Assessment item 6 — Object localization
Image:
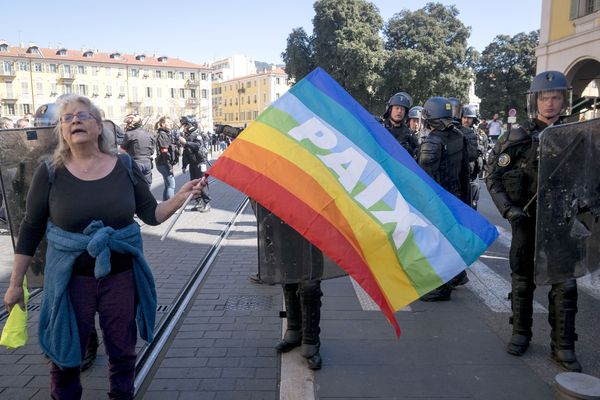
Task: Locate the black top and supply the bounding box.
[16,158,160,275]
[122,127,155,161]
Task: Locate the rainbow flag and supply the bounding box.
[209,68,498,335]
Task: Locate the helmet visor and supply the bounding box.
[527,88,572,120]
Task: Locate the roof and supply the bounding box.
[0,43,209,70]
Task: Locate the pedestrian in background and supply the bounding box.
[121,114,155,187]
[2,94,202,399]
[155,116,177,201]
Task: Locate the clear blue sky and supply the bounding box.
[3,0,541,65]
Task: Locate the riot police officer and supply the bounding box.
[382,92,418,158]
[120,114,155,186]
[460,105,482,209]
[486,71,581,372]
[418,97,470,301]
[179,116,211,211]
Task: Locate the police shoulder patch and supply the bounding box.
[497,153,511,167]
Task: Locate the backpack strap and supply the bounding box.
[117,153,137,186]
[44,159,56,185]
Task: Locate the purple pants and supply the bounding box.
[50,270,137,400]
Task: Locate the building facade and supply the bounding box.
[212,67,290,128]
[537,0,600,111]
[0,41,213,130]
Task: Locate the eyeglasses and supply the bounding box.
[60,111,96,123]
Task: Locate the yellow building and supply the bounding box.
[0,41,213,129]
[212,67,290,128]
[537,0,600,105]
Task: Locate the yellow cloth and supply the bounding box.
[0,277,29,349]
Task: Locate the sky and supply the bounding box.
[2,0,541,65]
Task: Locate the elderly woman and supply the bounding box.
[3,94,202,399]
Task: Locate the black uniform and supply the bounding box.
[121,127,155,186]
[486,118,581,372]
[383,119,418,158]
[181,131,211,208]
[419,124,470,204]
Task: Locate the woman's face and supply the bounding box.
[162,118,173,130]
[60,102,102,149]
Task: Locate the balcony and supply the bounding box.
[1,95,18,104]
[186,98,199,107]
[128,100,142,106]
[58,71,75,82]
[0,66,16,80]
[185,79,199,88]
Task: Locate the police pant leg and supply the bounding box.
[275,283,302,353]
[507,219,536,356]
[299,280,323,370]
[549,279,582,372]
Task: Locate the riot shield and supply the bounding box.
[535,118,600,285]
[0,127,57,288]
[255,203,346,284]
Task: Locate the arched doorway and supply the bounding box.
[566,58,600,120]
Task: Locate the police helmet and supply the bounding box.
[408,106,424,119]
[180,115,198,132]
[461,105,479,123]
[447,97,462,120]
[123,114,143,130]
[526,70,572,119]
[34,103,60,127]
[383,92,413,119]
[423,97,452,120]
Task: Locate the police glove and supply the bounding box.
[505,206,527,223]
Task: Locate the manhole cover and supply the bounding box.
[225,295,272,311]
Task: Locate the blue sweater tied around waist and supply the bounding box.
[40,220,157,368]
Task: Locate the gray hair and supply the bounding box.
[52,94,117,167]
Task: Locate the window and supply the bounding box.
[107,106,114,118]
[201,73,207,80]
[119,86,125,97]
[92,67,98,76]
[50,83,58,95]
[93,85,99,96]
[3,61,13,73]
[131,87,138,101]
[78,65,86,74]
[179,88,186,98]
[157,106,163,115]
[48,64,57,73]
[19,62,28,71]
[64,84,73,94]
[36,82,44,96]
[570,0,600,18]
[155,70,162,78]
[130,68,139,77]
[276,93,280,99]
[253,111,258,119]
[63,64,71,74]
[146,87,152,97]
[201,89,207,99]
[0,44,7,52]
[247,96,251,104]
[105,67,111,76]
[106,85,112,96]
[34,63,42,72]
[168,71,174,79]
[170,88,176,98]
[156,88,162,98]
[22,104,31,114]
[78,84,88,96]
[190,89,196,98]
[276,78,280,85]
[246,81,251,88]
[21,81,29,94]
[190,72,196,80]
[179,72,185,80]
[254,94,257,103]
[6,104,15,115]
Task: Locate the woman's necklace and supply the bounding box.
[77,154,102,174]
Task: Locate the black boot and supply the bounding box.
[275,284,302,353]
[507,274,534,356]
[81,329,99,372]
[420,283,452,302]
[449,271,469,288]
[300,280,323,370]
[549,280,582,372]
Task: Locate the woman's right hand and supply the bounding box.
[3,285,25,314]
